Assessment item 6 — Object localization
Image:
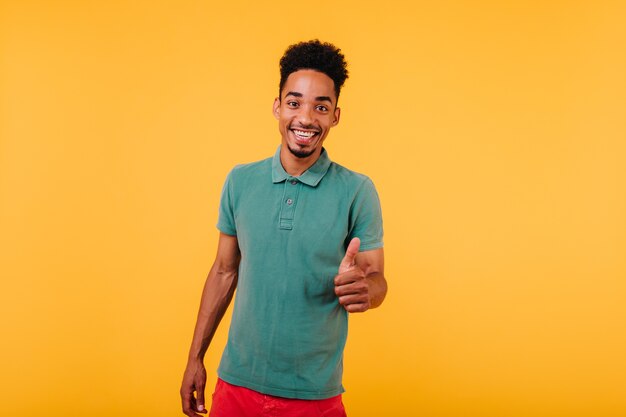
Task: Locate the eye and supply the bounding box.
[316,105,328,112]
[287,101,299,108]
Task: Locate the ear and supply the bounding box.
[273,97,280,120]
[332,107,341,126]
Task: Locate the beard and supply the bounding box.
[287,143,317,159]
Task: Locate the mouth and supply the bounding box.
[290,128,320,145]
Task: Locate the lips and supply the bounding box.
[290,128,320,144]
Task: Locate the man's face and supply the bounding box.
[273,69,341,160]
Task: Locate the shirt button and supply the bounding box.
[286,198,293,205]
[291,180,297,185]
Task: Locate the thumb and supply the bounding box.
[196,383,206,413]
[339,237,360,273]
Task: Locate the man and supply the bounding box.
[181,39,387,417]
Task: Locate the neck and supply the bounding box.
[280,146,322,176]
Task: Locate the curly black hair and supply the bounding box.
[279,39,349,101]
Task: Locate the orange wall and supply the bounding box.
[1,1,625,416]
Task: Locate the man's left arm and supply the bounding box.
[334,237,387,312]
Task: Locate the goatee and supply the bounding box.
[287,144,316,159]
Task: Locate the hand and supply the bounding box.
[180,360,208,416]
[334,237,371,313]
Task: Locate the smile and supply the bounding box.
[292,129,319,140]
[290,128,321,145]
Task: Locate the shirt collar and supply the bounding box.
[271,145,332,187]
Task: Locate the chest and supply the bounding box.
[232,179,352,264]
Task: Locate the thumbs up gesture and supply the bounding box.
[334,237,371,313]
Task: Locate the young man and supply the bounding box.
[180,40,387,417]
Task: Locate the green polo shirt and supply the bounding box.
[216,145,383,399]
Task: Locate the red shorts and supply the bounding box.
[209,378,347,417]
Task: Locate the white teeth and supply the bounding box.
[293,129,316,139]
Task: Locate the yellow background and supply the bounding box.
[1,1,625,416]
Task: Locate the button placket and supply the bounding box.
[279,178,301,230]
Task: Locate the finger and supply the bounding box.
[335,285,354,297]
[196,382,206,413]
[345,302,370,313]
[182,391,201,417]
[338,293,369,306]
[335,282,364,296]
[334,268,366,287]
[338,237,360,273]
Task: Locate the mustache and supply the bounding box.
[289,123,321,132]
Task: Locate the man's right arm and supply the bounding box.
[180,232,240,417]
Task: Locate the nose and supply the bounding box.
[297,105,315,127]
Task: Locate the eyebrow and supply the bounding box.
[284,91,333,104]
[315,96,333,104]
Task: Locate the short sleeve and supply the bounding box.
[348,178,383,251]
[216,171,237,236]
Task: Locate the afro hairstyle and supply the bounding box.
[278,39,349,101]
